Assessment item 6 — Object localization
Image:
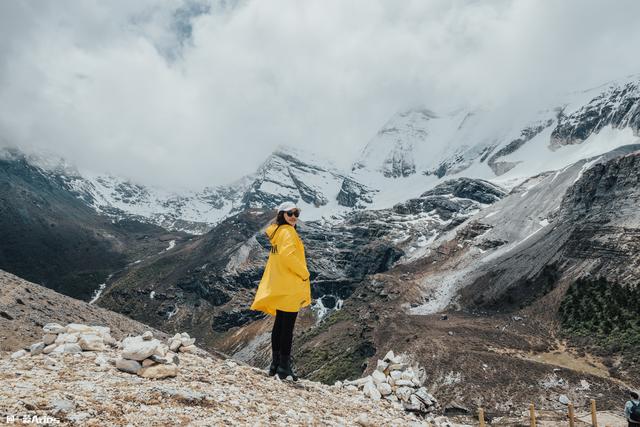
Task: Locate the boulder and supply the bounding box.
[91,326,111,338]
[30,342,45,356]
[178,345,196,354]
[150,354,179,365]
[138,363,178,379]
[116,358,142,374]
[362,381,376,398]
[43,344,58,354]
[43,334,57,345]
[376,359,389,372]
[169,339,182,352]
[559,395,570,405]
[122,336,162,361]
[389,370,403,381]
[11,349,27,359]
[55,333,79,344]
[383,350,395,362]
[78,334,105,351]
[43,323,66,334]
[63,343,82,354]
[396,386,414,403]
[142,359,156,367]
[371,370,386,384]
[66,323,93,334]
[180,337,196,347]
[377,382,392,396]
[394,379,414,387]
[142,331,153,341]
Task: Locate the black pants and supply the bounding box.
[271,309,298,358]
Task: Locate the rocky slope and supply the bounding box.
[0,270,169,352]
[0,151,187,300]
[0,271,453,427]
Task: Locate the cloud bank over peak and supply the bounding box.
[1,0,639,190]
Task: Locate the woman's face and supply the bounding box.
[284,209,299,226]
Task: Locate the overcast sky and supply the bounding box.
[1,0,639,190]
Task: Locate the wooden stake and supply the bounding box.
[530,403,536,427]
[568,402,575,427]
[478,408,486,427]
[590,399,598,427]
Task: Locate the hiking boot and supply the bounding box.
[268,352,279,377]
[276,354,298,381]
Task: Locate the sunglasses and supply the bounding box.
[285,210,300,218]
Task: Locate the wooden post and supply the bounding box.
[478,408,486,427]
[590,399,598,427]
[568,402,575,427]
[529,403,536,427]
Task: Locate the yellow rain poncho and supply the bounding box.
[251,223,311,316]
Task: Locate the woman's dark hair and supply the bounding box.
[632,391,640,400]
[269,211,297,240]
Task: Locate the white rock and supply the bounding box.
[181,337,196,347]
[385,394,399,402]
[116,358,142,374]
[43,334,57,345]
[91,326,111,337]
[78,334,105,351]
[11,349,27,359]
[122,336,162,361]
[414,387,435,406]
[559,395,570,405]
[348,376,372,388]
[334,381,343,388]
[103,335,117,347]
[376,359,389,372]
[55,333,79,344]
[345,385,358,392]
[377,382,392,396]
[180,332,190,339]
[362,381,376,398]
[369,387,381,401]
[43,323,65,334]
[138,363,178,379]
[171,333,181,341]
[63,343,82,354]
[383,350,395,362]
[401,369,415,381]
[30,342,45,356]
[169,339,182,352]
[390,370,403,380]
[395,386,414,403]
[43,344,58,354]
[179,345,196,354]
[142,331,153,341]
[388,377,395,387]
[371,370,386,384]
[66,323,93,334]
[94,355,108,366]
[154,344,168,357]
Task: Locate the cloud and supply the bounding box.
[0,0,639,189]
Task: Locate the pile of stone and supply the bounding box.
[10,322,117,358]
[167,332,197,354]
[116,331,184,379]
[337,350,438,415]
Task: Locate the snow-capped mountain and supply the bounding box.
[340,74,640,209]
[3,75,639,235]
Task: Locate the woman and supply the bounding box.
[251,201,311,381]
